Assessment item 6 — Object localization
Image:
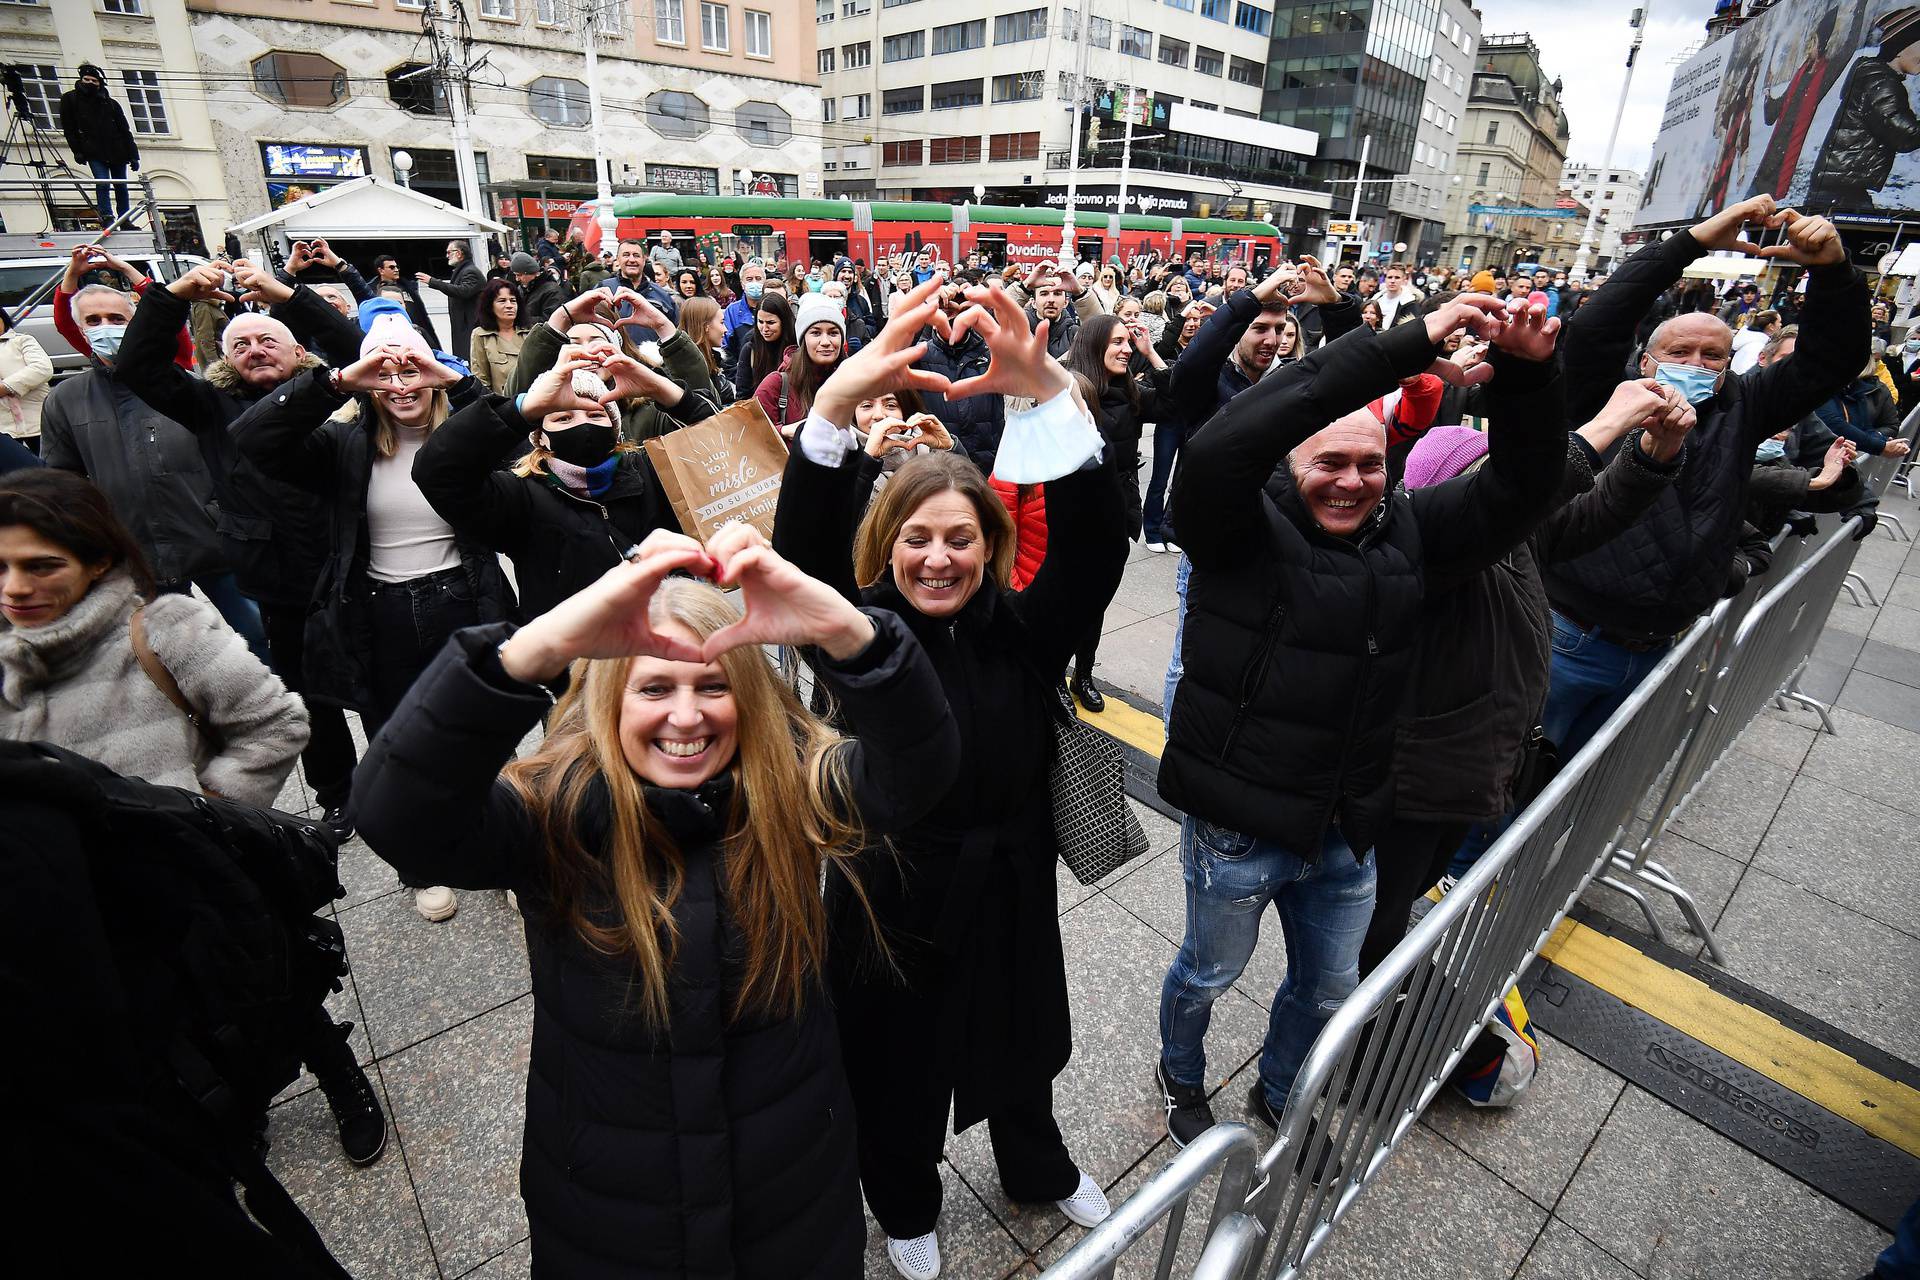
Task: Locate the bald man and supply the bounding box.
[1152,292,1565,1156]
[1542,194,1869,753]
[119,258,366,836]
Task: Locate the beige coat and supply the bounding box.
[470,326,526,396]
[0,329,54,438]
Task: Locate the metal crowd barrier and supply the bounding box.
[1046,505,1887,1279]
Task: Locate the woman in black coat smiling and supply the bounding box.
[350,526,959,1279]
[772,278,1129,1280]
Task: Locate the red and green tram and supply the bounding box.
[566,193,1283,271]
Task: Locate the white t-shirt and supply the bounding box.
[365,427,459,583]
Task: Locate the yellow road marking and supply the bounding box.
[1079,696,1167,759]
[1540,919,1920,1157]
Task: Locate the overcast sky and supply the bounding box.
[1468,0,1720,175]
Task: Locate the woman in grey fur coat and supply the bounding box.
[0,470,308,808]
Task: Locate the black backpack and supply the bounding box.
[0,742,350,1273]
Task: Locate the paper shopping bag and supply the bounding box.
[642,399,789,541]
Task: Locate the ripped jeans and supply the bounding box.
[1159,817,1376,1111]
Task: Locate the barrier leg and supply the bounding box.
[1844,572,1878,607]
[1782,689,1837,735]
[1599,855,1676,950]
[1637,857,1729,964]
[1876,512,1909,542]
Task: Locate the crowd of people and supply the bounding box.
[4,190,1915,1279]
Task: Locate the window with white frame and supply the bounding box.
[528,76,590,126]
[1119,24,1151,58]
[842,0,869,16]
[745,9,771,56]
[841,93,870,119]
[11,64,57,128]
[536,0,559,21]
[816,0,832,20]
[818,47,834,73]
[700,2,729,49]
[842,40,871,67]
[656,0,685,42]
[120,70,169,134]
[101,0,146,13]
[822,98,836,122]
[479,0,514,18]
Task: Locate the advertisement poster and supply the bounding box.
[1638,1,1920,224]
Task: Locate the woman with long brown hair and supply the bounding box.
[732,292,794,403]
[677,294,725,377]
[350,525,959,1280]
[756,293,846,433]
[773,278,1128,1280]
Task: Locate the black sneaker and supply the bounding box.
[321,803,353,843]
[317,1061,388,1165]
[1070,674,1106,713]
[1155,1061,1216,1147]
[1246,1083,1341,1185]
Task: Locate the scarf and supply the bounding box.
[544,454,621,499]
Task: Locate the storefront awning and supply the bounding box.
[226,176,508,241]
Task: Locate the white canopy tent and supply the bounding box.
[226,176,508,263]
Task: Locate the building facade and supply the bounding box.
[0,0,230,255]
[1559,162,1643,273]
[1401,0,1478,265]
[1260,0,1463,266]
[1440,33,1571,271]
[188,0,817,249]
[815,0,1331,247]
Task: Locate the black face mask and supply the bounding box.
[544,421,618,466]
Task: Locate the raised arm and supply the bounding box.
[1735,208,1871,441]
[118,264,229,426]
[147,593,311,808]
[412,393,542,557]
[1536,381,1692,565]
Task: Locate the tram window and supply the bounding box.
[808,232,850,266]
[1076,236,1104,264]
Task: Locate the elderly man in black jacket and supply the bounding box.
[418,240,486,362]
[120,259,366,836]
[1541,195,1868,755]
[1151,293,1565,1151]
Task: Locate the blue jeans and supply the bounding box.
[1540,610,1672,756]
[1142,420,1183,543]
[1163,552,1191,714]
[1159,817,1377,1109]
[1447,610,1671,879]
[1881,1197,1919,1279]
[89,160,130,224]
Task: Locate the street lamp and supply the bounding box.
[973,183,985,205]
[392,149,414,190]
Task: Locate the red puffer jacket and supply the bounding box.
[991,475,1048,591]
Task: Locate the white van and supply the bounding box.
[0,234,210,375]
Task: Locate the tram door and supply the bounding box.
[807,232,849,268]
[975,232,1008,269]
[1076,235,1105,265]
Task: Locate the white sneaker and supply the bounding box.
[414,885,458,922]
[1056,1169,1111,1228]
[1145,540,1169,553]
[886,1231,941,1280]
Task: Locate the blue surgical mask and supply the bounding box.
[1754,439,1785,464]
[744,279,763,300]
[85,322,127,362]
[1904,337,1920,353]
[1652,361,1720,405]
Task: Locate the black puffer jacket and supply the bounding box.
[349,613,959,1280]
[412,393,677,618]
[1160,322,1564,858]
[116,282,360,608]
[58,72,137,166]
[1807,56,1920,206]
[1549,229,1869,640]
[230,370,515,710]
[917,329,1004,467]
[1088,369,1166,540]
[1394,432,1682,824]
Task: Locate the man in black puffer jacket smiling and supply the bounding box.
[1150,293,1565,1154]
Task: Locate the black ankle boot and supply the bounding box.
[310,1021,386,1166]
[1070,673,1105,713]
